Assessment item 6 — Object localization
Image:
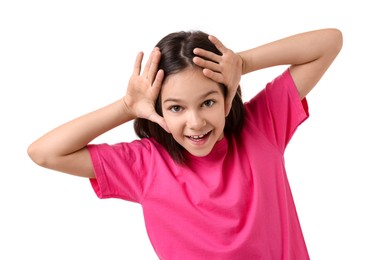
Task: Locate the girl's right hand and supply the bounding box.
[123,48,169,132]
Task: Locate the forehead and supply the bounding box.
[161,69,223,100]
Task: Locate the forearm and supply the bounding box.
[239,28,342,74]
[28,98,134,165]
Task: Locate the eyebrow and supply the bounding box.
[163,90,220,104]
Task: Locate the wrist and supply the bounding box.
[120,96,136,121]
[237,52,248,75]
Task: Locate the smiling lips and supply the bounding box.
[186,131,211,143]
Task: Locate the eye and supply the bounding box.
[202,99,215,108]
[168,105,183,113]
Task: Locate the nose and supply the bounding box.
[186,110,206,130]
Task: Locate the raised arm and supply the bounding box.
[239,28,343,99]
[193,28,342,103]
[27,48,166,178]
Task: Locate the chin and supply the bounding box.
[189,150,212,157]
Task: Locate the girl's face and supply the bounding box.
[161,69,226,157]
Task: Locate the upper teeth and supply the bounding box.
[188,131,209,139]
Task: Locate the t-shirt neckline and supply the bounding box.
[184,136,228,163]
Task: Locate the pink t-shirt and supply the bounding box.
[88,68,310,259]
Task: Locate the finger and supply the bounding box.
[193,48,221,63]
[193,56,220,72]
[208,35,228,54]
[224,102,233,117]
[202,68,224,84]
[151,69,164,93]
[147,48,161,81]
[224,94,235,117]
[142,48,158,78]
[132,52,144,76]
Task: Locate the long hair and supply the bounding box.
[134,30,245,164]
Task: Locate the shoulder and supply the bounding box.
[88,137,168,162]
[241,68,309,151]
[244,68,299,110]
[266,68,296,94]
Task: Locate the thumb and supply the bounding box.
[224,93,235,117]
[148,113,170,133]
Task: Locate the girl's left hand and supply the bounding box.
[193,35,242,115]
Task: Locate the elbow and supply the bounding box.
[329,28,343,55]
[317,28,343,63]
[27,142,49,168]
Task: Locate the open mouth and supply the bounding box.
[185,131,211,142]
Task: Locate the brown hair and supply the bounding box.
[134,30,245,163]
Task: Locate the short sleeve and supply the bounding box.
[87,140,154,203]
[245,68,309,152]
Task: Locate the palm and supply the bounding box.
[127,74,155,115]
[124,49,169,132]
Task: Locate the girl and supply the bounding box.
[28,28,343,259]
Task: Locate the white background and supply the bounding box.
[1,0,389,259]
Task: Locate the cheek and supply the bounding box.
[217,117,226,131]
[211,107,227,127]
[164,114,182,134]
